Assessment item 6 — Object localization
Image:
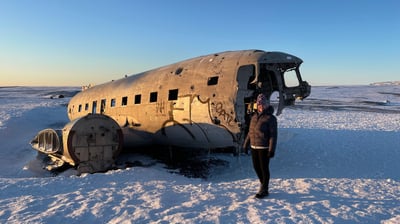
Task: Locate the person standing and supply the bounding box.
[243,93,277,198]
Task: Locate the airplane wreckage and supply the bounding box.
[31,50,311,173]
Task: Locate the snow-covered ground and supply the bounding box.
[0,85,399,223]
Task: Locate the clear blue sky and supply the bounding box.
[1,0,399,86]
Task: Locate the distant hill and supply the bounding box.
[370,81,400,86]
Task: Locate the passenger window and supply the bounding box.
[100,99,106,114]
[92,101,97,114]
[207,76,219,86]
[78,104,82,112]
[111,99,116,107]
[85,103,89,111]
[134,94,141,104]
[168,89,178,101]
[121,96,128,106]
[150,92,158,103]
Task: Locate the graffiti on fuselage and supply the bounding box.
[159,94,197,138]
[158,93,237,138]
[212,101,235,126]
[155,100,167,115]
[167,94,197,123]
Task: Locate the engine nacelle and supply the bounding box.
[31,114,123,173]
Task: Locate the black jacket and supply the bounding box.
[243,106,277,154]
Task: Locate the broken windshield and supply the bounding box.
[283,68,300,87]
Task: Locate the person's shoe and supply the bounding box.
[255,190,269,199]
[257,186,266,194]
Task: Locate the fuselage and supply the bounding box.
[67,50,310,150]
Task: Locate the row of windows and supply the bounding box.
[73,75,220,114]
[76,89,179,113]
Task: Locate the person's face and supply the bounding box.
[257,104,264,113]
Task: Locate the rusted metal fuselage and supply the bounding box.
[31,50,310,173]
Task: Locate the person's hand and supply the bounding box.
[241,145,249,155]
[268,150,274,158]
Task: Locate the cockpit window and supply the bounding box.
[283,68,300,87]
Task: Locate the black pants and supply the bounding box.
[251,148,270,192]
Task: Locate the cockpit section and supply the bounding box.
[238,58,310,146]
[245,62,310,116]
